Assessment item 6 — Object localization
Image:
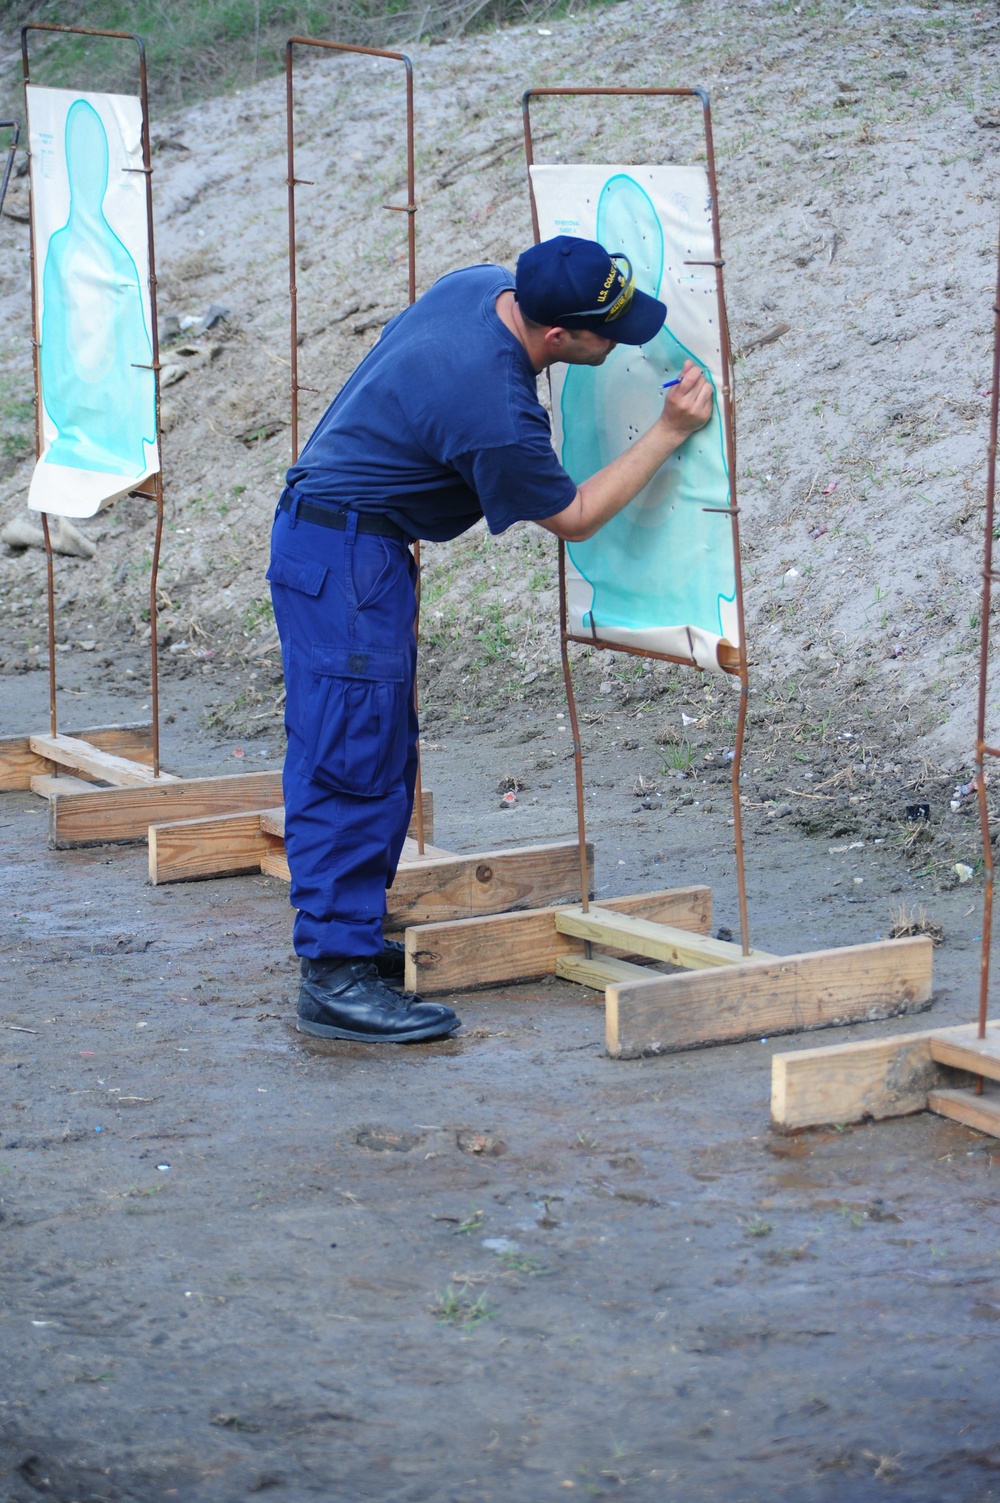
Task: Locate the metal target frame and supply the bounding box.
[21,23,167,775]
[973,222,1000,1061]
[284,36,427,852]
[522,85,752,952]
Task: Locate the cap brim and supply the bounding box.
[599,288,667,346]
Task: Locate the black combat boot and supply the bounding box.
[297,957,460,1043]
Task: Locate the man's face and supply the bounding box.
[558,328,617,366]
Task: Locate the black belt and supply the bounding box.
[278,490,407,542]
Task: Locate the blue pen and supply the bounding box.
[660,377,681,390]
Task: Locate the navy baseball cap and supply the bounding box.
[515,235,666,346]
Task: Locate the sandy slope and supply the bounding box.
[0,0,998,774]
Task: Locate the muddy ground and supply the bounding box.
[3,654,1000,1503]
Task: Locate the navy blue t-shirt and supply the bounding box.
[285,265,578,542]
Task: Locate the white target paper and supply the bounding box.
[531,163,739,671]
[27,85,158,518]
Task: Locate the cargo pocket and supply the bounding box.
[305,644,409,798]
[265,551,328,598]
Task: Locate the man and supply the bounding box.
[268,235,713,1044]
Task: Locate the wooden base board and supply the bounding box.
[404,886,713,994]
[384,840,594,929]
[403,893,931,1064]
[30,773,96,798]
[556,953,660,989]
[149,796,590,930]
[49,770,285,848]
[771,1018,1000,1131]
[554,904,775,971]
[928,1028,1000,1082]
[28,732,179,787]
[149,792,435,884]
[235,830,593,928]
[928,1085,1000,1137]
[606,935,933,1058]
[0,722,157,791]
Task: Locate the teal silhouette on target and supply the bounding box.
[560,173,734,639]
[39,98,155,476]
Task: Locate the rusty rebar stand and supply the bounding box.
[3,28,291,854]
[522,85,751,951]
[382,85,941,1061]
[18,24,166,771]
[284,36,427,851]
[973,222,1000,1056]
[0,119,19,214]
[772,216,1000,1132]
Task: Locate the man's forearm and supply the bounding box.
[538,359,714,544]
[547,418,692,542]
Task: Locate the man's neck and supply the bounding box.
[495,290,549,372]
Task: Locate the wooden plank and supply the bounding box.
[928,1086,1000,1138]
[259,790,435,845]
[387,840,592,928]
[263,838,593,927]
[260,837,290,881]
[554,904,774,970]
[30,773,98,797]
[771,1017,1000,1132]
[152,809,451,886]
[149,810,270,884]
[0,722,154,791]
[29,733,178,788]
[608,936,933,1060]
[48,770,284,847]
[257,807,284,837]
[396,837,454,863]
[404,886,713,994]
[150,791,439,885]
[929,1026,1000,1084]
[556,953,658,989]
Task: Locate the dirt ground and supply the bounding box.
[2,650,1000,1502]
[4,0,1000,1497]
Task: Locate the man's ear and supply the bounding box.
[542,325,571,354]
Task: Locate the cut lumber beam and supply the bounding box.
[608,936,933,1059]
[404,887,712,994]
[928,1086,1000,1138]
[150,809,272,884]
[771,1017,1000,1131]
[387,840,592,928]
[0,722,155,791]
[259,789,434,845]
[152,792,439,885]
[263,838,593,927]
[554,904,774,970]
[28,733,178,788]
[260,838,291,881]
[47,770,283,847]
[555,953,658,989]
[928,1027,1000,1083]
[30,773,97,797]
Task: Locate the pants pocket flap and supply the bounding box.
[266,552,328,596]
[311,645,408,682]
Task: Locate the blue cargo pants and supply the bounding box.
[267,501,418,961]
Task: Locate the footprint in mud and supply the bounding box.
[353,1125,423,1152]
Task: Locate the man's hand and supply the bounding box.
[540,358,718,543]
[661,359,714,438]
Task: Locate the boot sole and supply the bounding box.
[296,1016,459,1043]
